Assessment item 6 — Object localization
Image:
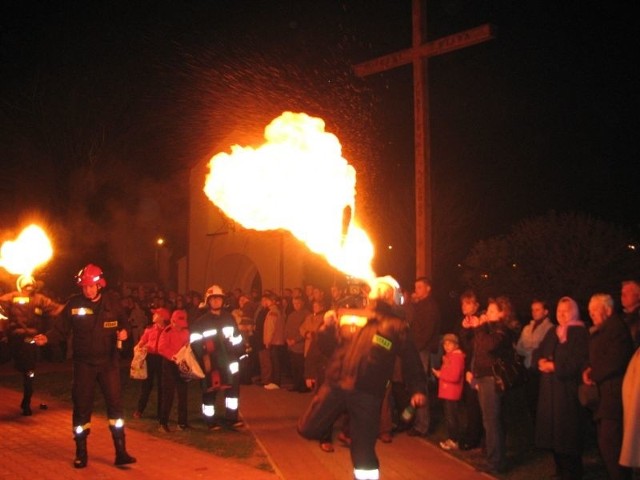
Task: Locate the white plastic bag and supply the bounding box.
[173,344,205,380]
[130,346,148,380]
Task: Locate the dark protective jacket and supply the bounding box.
[321,311,427,398]
[587,314,634,421]
[47,290,125,365]
[190,309,245,391]
[0,291,63,338]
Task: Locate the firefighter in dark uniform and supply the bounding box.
[0,274,63,415]
[190,284,246,430]
[297,276,427,480]
[35,264,135,469]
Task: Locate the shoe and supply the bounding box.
[132,411,142,419]
[207,423,222,431]
[229,420,244,428]
[319,442,335,453]
[407,428,427,438]
[337,432,351,446]
[439,439,459,450]
[158,424,171,433]
[264,383,280,390]
[177,424,191,431]
[378,432,393,443]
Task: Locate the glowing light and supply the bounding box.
[0,224,53,276]
[203,112,375,282]
[156,237,165,246]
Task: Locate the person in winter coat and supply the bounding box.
[157,309,190,432]
[582,294,634,480]
[133,307,170,419]
[433,333,465,451]
[533,296,589,480]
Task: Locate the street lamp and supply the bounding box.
[155,237,165,282]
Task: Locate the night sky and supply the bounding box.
[0,0,638,295]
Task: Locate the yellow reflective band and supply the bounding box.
[103,321,118,328]
[74,423,91,434]
[203,329,217,338]
[13,296,30,304]
[108,418,125,427]
[229,361,239,374]
[190,332,203,343]
[372,334,392,351]
[230,334,243,346]
[225,397,239,410]
[72,307,94,316]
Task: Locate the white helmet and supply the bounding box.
[204,284,225,303]
[368,275,403,306]
[16,275,36,293]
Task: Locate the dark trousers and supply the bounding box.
[597,418,632,480]
[268,345,287,386]
[202,373,240,424]
[136,353,162,417]
[159,358,188,426]
[553,452,583,480]
[288,350,305,391]
[298,384,382,471]
[72,359,123,427]
[462,381,484,446]
[443,399,462,442]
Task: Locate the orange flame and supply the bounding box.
[203,112,375,281]
[0,224,53,276]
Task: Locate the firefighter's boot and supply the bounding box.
[20,371,34,416]
[110,425,136,466]
[73,429,89,468]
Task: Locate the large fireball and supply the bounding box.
[203,112,375,281]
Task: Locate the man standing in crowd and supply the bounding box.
[620,279,640,348]
[0,275,63,415]
[36,264,135,468]
[407,276,441,437]
[190,285,245,430]
[516,299,554,419]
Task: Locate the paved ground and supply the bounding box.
[0,361,494,480]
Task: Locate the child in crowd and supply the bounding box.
[432,333,465,451]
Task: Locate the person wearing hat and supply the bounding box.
[36,264,135,468]
[0,274,63,415]
[297,276,427,480]
[190,284,246,430]
[157,309,191,432]
[132,307,170,420]
[432,333,465,451]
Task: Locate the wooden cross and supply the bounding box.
[354,0,494,278]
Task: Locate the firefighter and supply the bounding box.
[297,276,427,480]
[35,264,135,468]
[190,284,246,430]
[0,274,63,415]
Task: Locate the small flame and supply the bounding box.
[203,112,375,281]
[0,224,53,276]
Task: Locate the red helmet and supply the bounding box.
[76,264,107,288]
